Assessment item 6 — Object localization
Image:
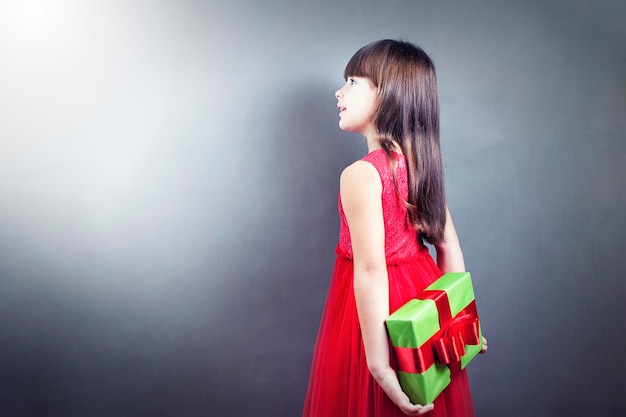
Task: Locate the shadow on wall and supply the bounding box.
[199,81,367,416]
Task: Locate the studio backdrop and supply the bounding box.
[0,1,624,416]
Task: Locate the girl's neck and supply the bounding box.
[365,133,402,155]
[366,135,381,153]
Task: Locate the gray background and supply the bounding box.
[1,0,624,416]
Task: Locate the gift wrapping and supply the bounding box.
[385,272,483,405]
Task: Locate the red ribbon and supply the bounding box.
[393,289,480,375]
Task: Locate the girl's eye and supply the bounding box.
[349,78,357,85]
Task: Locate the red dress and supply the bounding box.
[303,149,475,417]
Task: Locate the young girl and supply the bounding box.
[302,40,486,417]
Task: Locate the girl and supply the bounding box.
[302,40,486,417]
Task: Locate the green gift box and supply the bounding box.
[385,272,483,405]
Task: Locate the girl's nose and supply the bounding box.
[335,88,342,99]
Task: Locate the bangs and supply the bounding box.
[343,42,388,85]
[343,51,371,79]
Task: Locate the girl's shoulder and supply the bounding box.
[341,159,379,183]
[340,159,382,195]
[361,148,403,180]
[340,149,400,192]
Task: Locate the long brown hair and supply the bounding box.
[344,39,446,244]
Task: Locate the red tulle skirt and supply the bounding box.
[303,249,475,417]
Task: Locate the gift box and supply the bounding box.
[385,272,482,405]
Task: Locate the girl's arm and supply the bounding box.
[340,161,434,416]
[435,206,466,273]
[435,207,488,353]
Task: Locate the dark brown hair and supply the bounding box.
[344,39,446,244]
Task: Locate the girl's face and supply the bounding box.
[335,76,378,136]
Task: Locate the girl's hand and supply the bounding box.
[395,396,434,416]
[372,366,434,415]
[480,336,488,353]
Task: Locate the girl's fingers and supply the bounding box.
[480,336,488,353]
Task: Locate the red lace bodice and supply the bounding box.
[336,149,426,264]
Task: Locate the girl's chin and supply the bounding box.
[338,121,359,133]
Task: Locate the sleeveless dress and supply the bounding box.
[302,149,475,417]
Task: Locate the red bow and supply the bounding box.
[392,289,480,374]
[433,311,480,364]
